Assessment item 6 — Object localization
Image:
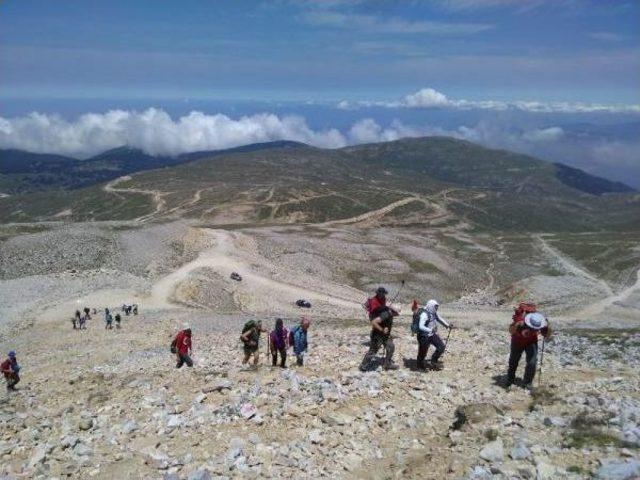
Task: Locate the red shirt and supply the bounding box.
[1,358,12,377]
[174,331,192,355]
[365,295,386,319]
[510,311,548,347]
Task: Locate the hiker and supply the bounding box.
[360,307,399,371]
[269,318,289,368]
[133,304,138,315]
[415,299,453,371]
[1,351,20,391]
[73,310,81,329]
[83,307,91,319]
[172,326,193,368]
[115,313,122,329]
[105,308,113,330]
[240,320,266,366]
[290,317,310,366]
[506,303,551,389]
[71,315,77,330]
[78,313,87,330]
[364,287,388,320]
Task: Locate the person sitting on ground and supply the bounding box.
[416,299,453,371]
[506,303,551,389]
[1,351,20,391]
[105,308,113,330]
[115,313,122,329]
[360,306,399,371]
[364,286,388,320]
[241,320,266,367]
[269,318,289,368]
[291,317,311,366]
[173,326,193,368]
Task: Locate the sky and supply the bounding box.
[1,0,639,185]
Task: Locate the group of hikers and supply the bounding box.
[167,285,550,391]
[2,286,550,393]
[170,317,311,370]
[71,304,139,331]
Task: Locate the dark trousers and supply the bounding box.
[507,342,538,384]
[272,348,287,368]
[360,333,395,370]
[5,373,19,390]
[176,353,193,368]
[417,333,445,368]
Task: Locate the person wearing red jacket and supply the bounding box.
[364,287,388,320]
[173,327,193,368]
[506,303,551,389]
[1,351,20,391]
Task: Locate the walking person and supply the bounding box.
[241,320,266,367]
[172,326,193,368]
[360,307,399,371]
[269,318,289,368]
[78,313,87,330]
[1,351,20,391]
[290,317,311,366]
[506,303,551,389]
[83,307,91,320]
[415,299,453,371]
[104,308,113,330]
[114,313,122,329]
[364,287,388,320]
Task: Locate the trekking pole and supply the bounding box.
[442,327,453,357]
[538,339,545,387]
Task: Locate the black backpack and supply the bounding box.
[411,307,425,334]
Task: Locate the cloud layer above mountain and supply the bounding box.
[338,87,640,113]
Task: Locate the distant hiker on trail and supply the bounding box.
[506,302,551,389]
[115,313,122,329]
[83,307,91,319]
[360,306,399,371]
[1,351,20,391]
[172,326,193,368]
[364,287,388,320]
[105,308,113,330]
[241,320,266,367]
[290,317,310,366]
[133,304,139,315]
[413,299,453,371]
[73,310,81,329]
[269,318,289,368]
[78,314,87,330]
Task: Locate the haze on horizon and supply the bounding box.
[1,0,639,186]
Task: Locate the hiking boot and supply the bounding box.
[429,361,444,371]
[383,362,399,371]
[522,383,534,392]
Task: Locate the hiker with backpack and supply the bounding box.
[360,306,400,371]
[172,326,193,368]
[83,307,91,319]
[364,287,388,320]
[115,313,122,329]
[241,320,266,367]
[290,317,311,366]
[104,308,113,330]
[412,299,453,371]
[269,318,289,368]
[1,351,20,391]
[506,302,551,389]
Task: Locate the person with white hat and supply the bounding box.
[415,299,453,371]
[506,303,551,389]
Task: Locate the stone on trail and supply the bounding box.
[240,403,257,419]
[596,459,640,480]
[454,403,502,429]
[73,442,93,457]
[187,468,212,480]
[479,438,504,462]
[202,378,232,393]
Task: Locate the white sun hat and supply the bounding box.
[524,312,548,330]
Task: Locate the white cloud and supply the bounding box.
[0,109,349,158]
[522,127,565,142]
[342,87,640,114]
[299,11,492,35]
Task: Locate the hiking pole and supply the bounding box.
[442,327,453,357]
[390,280,406,304]
[538,339,546,387]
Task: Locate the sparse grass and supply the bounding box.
[406,259,441,274]
[564,412,627,449]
